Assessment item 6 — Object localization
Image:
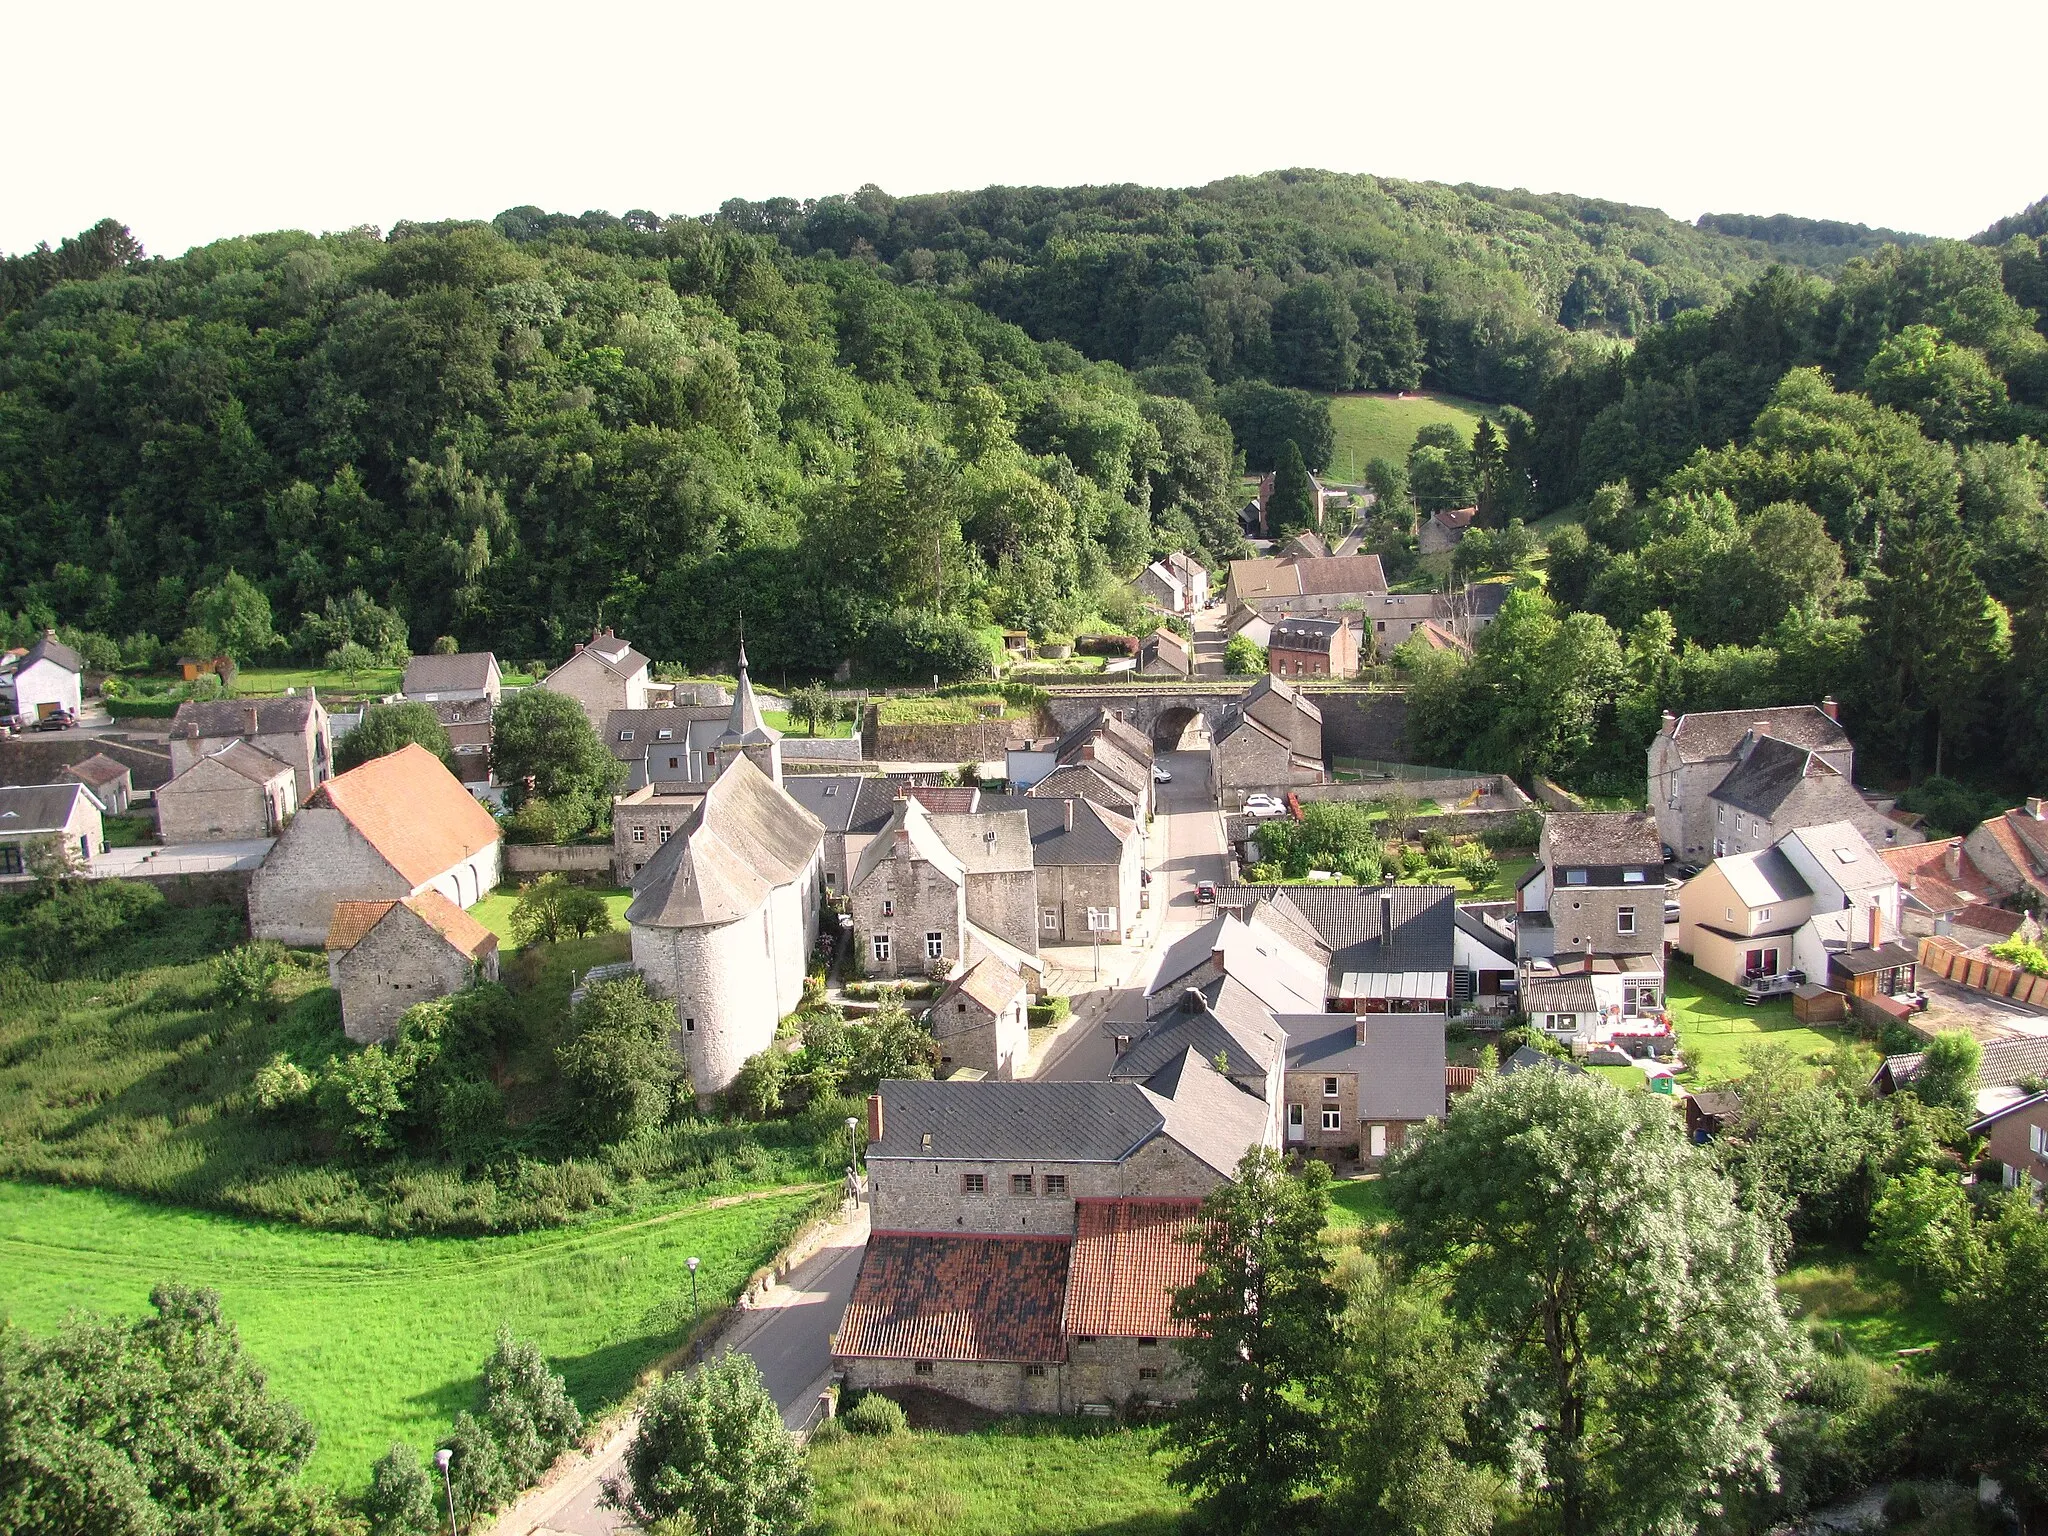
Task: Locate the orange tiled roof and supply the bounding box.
[1880,837,2002,916]
[326,900,399,951]
[310,743,500,888]
[1062,1199,1206,1341]
[399,891,499,958]
[837,1234,1070,1363]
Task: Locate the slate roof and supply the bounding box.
[1781,821,1893,896]
[869,1079,1165,1163]
[1140,629,1192,674]
[850,798,966,896]
[1709,735,1860,819]
[934,956,1028,1018]
[718,644,778,746]
[1028,763,1140,813]
[1465,582,1510,620]
[1281,1012,1448,1119]
[172,696,323,740]
[1147,911,1327,1015]
[565,628,647,679]
[1242,672,1323,724]
[1208,884,1457,981]
[1499,1043,1587,1076]
[1545,811,1662,866]
[0,782,98,834]
[1064,1200,1205,1340]
[1719,846,1813,909]
[1883,1036,2048,1091]
[18,633,84,674]
[628,755,825,928]
[781,775,868,834]
[601,707,729,763]
[305,744,499,887]
[199,740,296,786]
[1666,705,1848,762]
[974,794,1136,867]
[1147,1048,1274,1176]
[836,1234,1070,1363]
[1113,979,1286,1088]
[1270,617,1351,654]
[401,652,497,696]
[61,753,130,789]
[929,810,1034,874]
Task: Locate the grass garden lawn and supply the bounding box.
[762,709,856,738]
[0,1179,822,1491]
[101,813,155,848]
[1326,391,1493,481]
[225,665,539,696]
[470,887,636,951]
[877,695,1031,725]
[1325,1177,1394,1232]
[1778,1244,1947,1362]
[1458,855,1536,902]
[807,1420,1185,1536]
[1664,962,1856,1083]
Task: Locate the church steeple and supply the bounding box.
[724,639,772,743]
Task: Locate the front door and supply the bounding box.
[1287,1104,1305,1143]
[1369,1124,1388,1159]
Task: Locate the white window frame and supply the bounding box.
[1322,1107,1342,1132]
[872,934,891,964]
[1042,910,1059,931]
[1565,869,1589,885]
[1322,1076,1339,1098]
[925,931,945,961]
[1617,905,1636,935]
[631,827,647,843]
[881,898,894,917]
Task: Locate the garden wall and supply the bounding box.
[867,716,1021,765]
[504,844,614,875]
[1309,688,1413,762]
[1917,934,2048,1006]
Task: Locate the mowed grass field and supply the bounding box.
[1664,962,1856,1083]
[0,1179,823,1490]
[1326,391,1494,481]
[808,1420,1186,1536]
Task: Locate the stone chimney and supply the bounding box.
[2028,797,2047,821]
[1354,1015,1368,1046]
[1180,987,1204,1015]
[1820,696,1839,722]
[246,705,260,736]
[865,1092,884,1144]
[1659,710,1676,734]
[1380,888,1393,938]
[1064,799,1075,832]
[1943,842,1962,881]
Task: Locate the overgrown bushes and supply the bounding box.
[1027,996,1071,1030]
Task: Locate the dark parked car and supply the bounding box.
[28,709,77,732]
[1195,881,1216,905]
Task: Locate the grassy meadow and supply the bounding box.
[1326,391,1493,481]
[0,1179,822,1490]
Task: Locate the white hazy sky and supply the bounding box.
[9,0,2045,258]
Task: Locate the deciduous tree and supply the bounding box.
[609,1353,810,1536]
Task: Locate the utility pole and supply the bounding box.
[687,1256,701,1362]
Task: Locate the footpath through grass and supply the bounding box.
[807,1420,1185,1536]
[1326,391,1493,480]
[0,1179,824,1490]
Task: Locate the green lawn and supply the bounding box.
[807,1420,1185,1536]
[101,813,155,848]
[1326,391,1494,482]
[1325,1177,1394,1232]
[0,1179,821,1491]
[1664,962,1855,1084]
[228,665,403,697]
[470,887,635,951]
[763,709,856,739]
[1778,1245,1947,1362]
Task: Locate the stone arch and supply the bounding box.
[1152,705,1202,751]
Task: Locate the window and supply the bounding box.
[1623,870,1646,883]
[657,824,672,843]
[2032,1124,2046,1157]
[1617,906,1636,934]
[961,1173,986,1195]
[631,826,647,843]
[667,757,679,769]
[0,846,22,875]
[1757,906,1772,924]
[1042,910,1059,931]
[1717,805,1725,823]
[1138,1367,1160,1381]
[619,730,635,742]
[1075,1335,1098,1345]
[1138,1336,1159,1347]
[1024,1364,1046,1378]
[872,934,891,964]
[1565,869,1588,885]
[926,931,944,960]
[1322,1076,1339,1098]
[1042,1174,1067,1196]
[881,898,894,917]
[1322,1108,1343,1132]
[825,872,836,890]
[956,1002,968,1014]
[914,1360,934,1376]
[1011,1174,1033,1195]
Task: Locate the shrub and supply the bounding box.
[215,941,286,1008]
[841,1392,908,1437]
[14,877,164,969]
[611,1353,811,1535]
[510,875,614,945]
[730,1048,789,1120]
[847,1004,938,1086]
[1990,934,2048,977]
[252,1052,314,1113]
[335,701,455,773]
[1223,634,1266,675]
[363,1442,441,1536]
[502,795,584,845]
[1027,996,1072,1030]
[318,1045,412,1152]
[556,978,681,1145]
[477,1328,583,1489]
[1482,810,1545,851]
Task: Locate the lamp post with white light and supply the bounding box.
[687,1255,700,1361]
[435,1446,457,1536]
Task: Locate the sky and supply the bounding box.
[8,0,2045,257]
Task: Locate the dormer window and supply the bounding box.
[1622,871,1645,883]
[620,730,634,742]
[1564,870,1588,886]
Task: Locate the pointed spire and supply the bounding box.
[721,637,775,744]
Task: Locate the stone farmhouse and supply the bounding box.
[248,743,502,946]
[1882,837,2010,938]
[1,631,84,723]
[1025,712,1154,822]
[325,892,500,1044]
[626,754,825,1095]
[927,957,1031,1079]
[1701,731,1919,857]
[1136,627,1193,678]
[1131,551,1209,615]
[0,783,104,874]
[1417,505,1477,554]
[1964,797,2048,909]
[1224,553,1388,622]
[1517,811,1667,1046]
[1357,583,1509,653]
[540,627,656,729]
[60,753,132,815]
[1649,703,1858,860]
[850,798,1042,986]
[171,695,332,803]
[155,740,298,842]
[835,1069,1270,1413]
[1214,675,1325,798]
[975,793,1143,945]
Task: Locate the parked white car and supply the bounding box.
[1243,793,1287,817]
[1152,766,1172,784]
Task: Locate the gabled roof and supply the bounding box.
[1114,978,1286,1087]
[304,743,499,888]
[18,632,83,675]
[780,774,868,834]
[173,696,324,740]
[1880,838,2001,917]
[1144,1048,1272,1177]
[195,740,296,786]
[1279,531,1331,560]
[1064,1200,1206,1341]
[1885,1036,2048,1093]
[929,810,1034,875]
[326,890,497,958]
[1464,582,1511,619]
[1665,705,1849,762]
[0,782,98,834]
[974,794,1137,867]
[60,753,129,788]
[1282,1012,1447,1119]
[1148,911,1327,1015]
[1717,846,1812,909]
[1410,620,1473,656]
[1140,628,1192,672]
[1241,672,1323,724]
[627,754,825,928]
[836,1234,1070,1363]
[870,1078,1165,1163]
[1781,821,1892,896]
[1454,904,1517,964]
[850,797,966,895]
[401,652,497,696]
[1500,1042,1588,1076]
[601,707,729,763]
[1545,811,1662,867]
[558,628,647,680]
[1974,805,2048,894]
[935,956,1028,1017]
[1709,735,1857,819]
[1967,1090,2048,1139]
[1429,506,1477,533]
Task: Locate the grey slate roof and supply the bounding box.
[1709,735,1856,819]
[974,794,1136,867]
[718,644,778,746]
[1149,1052,1273,1177]
[18,633,84,675]
[1500,1043,1587,1076]
[626,755,824,929]
[172,696,323,739]
[602,707,729,763]
[203,740,296,785]
[782,775,868,834]
[1113,978,1286,1088]
[1208,884,1457,979]
[1545,811,1663,866]
[871,1078,1165,1162]
[1282,1011,1448,1119]
[930,810,1034,874]
[1781,821,1893,895]
[1668,705,1848,762]
[0,782,97,833]
[1269,616,1349,653]
[401,652,497,695]
[1719,846,1813,907]
[1883,1035,2048,1090]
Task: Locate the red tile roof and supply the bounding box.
[325,900,398,951]
[1062,1199,1206,1341]
[311,743,500,888]
[1881,837,2002,917]
[838,1234,1070,1363]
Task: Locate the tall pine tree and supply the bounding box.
[1265,439,1318,537]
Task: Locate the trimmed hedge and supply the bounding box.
[1027,996,1071,1030]
[106,698,181,718]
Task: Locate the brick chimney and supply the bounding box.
[1355,1016,1368,1046]
[246,705,260,736]
[1868,904,1882,949]
[1820,696,1839,722]
[1659,710,1676,733]
[866,1092,884,1145]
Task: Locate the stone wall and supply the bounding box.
[841,1340,1191,1415]
[1034,860,1137,944]
[868,1136,1223,1237]
[632,916,780,1094]
[965,868,1040,957]
[248,808,411,946]
[853,840,966,981]
[505,843,614,875]
[1310,688,1412,762]
[0,867,253,908]
[929,994,1028,1079]
[336,913,479,1043]
[868,715,1019,765]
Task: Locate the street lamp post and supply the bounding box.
[435,1447,457,1536]
[686,1256,701,1361]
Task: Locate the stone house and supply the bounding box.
[1132,551,1208,615]
[1115,979,1290,1111]
[611,785,706,884]
[1136,627,1192,678]
[324,891,500,1044]
[850,798,1040,983]
[61,753,132,814]
[1516,811,1666,1042]
[155,740,297,843]
[601,647,780,792]
[401,651,501,704]
[1281,1010,1447,1161]
[1703,731,1917,857]
[0,783,104,874]
[248,743,502,946]
[927,957,1030,1079]
[1278,531,1330,560]
[1964,797,2048,909]
[1224,553,1388,622]
[1967,1092,2048,1196]
[171,696,332,803]
[1881,837,2009,938]
[1214,710,1323,795]
[539,627,654,729]
[626,755,825,1095]
[1268,615,1358,680]
[979,793,1143,944]
[1145,904,1328,1018]
[2,631,83,722]
[782,774,870,895]
[836,1069,1269,1413]
[1028,712,1153,822]
[1417,505,1476,554]
[1648,702,1851,860]
[426,697,495,786]
[1358,584,1508,654]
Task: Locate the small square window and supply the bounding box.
[1024,1363,1046,1378]
[1075,1335,1097,1345]
[631,827,647,842]
[684,1017,695,1033]
[1011,1174,1033,1195]
[1042,910,1058,930]
[1042,1174,1066,1195]
[619,729,635,742]
[1138,1367,1160,1381]
[962,1173,985,1194]
[914,1361,934,1377]
[1565,869,1589,885]
[1322,1076,1339,1098]
[957,1002,968,1013]
[1138,1336,1159,1347]
[882,898,894,917]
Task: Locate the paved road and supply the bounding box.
[491,1204,871,1536]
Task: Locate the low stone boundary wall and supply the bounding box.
[868,716,1021,765]
[505,844,614,875]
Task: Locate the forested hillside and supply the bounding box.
[0,217,1244,676]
